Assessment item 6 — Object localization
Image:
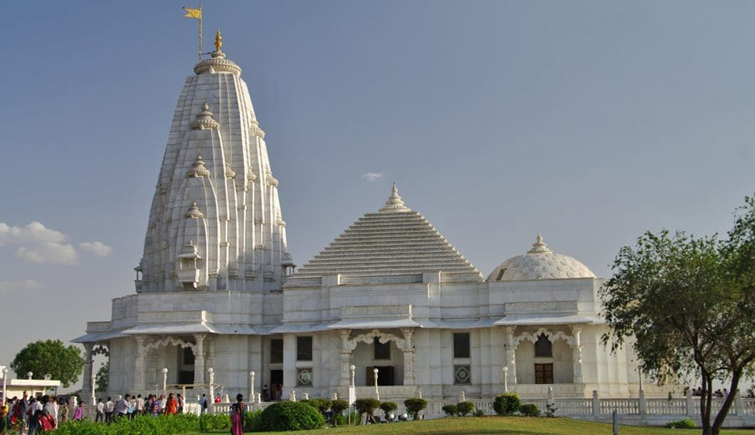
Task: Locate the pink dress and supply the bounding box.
[231,402,245,435]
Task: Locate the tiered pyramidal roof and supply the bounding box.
[288,185,482,282]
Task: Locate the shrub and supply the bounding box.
[380,401,398,416]
[56,414,200,435]
[258,401,325,432]
[404,397,428,421]
[330,399,349,426]
[354,398,380,423]
[199,413,230,431]
[243,409,263,432]
[666,418,696,429]
[493,393,521,416]
[348,411,361,425]
[545,403,558,418]
[301,398,332,415]
[456,401,475,416]
[474,409,485,417]
[519,403,541,417]
[442,404,458,417]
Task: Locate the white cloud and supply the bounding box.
[0,279,43,294]
[16,242,77,265]
[0,221,67,246]
[361,172,383,182]
[79,241,112,257]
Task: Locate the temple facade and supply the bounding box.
[74,41,661,403]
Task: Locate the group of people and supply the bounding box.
[94,392,185,422]
[0,390,247,434]
[0,391,85,434]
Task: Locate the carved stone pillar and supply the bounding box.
[134,336,146,392]
[206,338,215,371]
[570,325,583,384]
[401,328,415,386]
[82,343,94,404]
[504,326,517,385]
[194,334,207,385]
[339,330,352,387]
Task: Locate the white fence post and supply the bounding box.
[686,390,694,417]
[639,389,646,415]
[735,390,744,416]
[592,390,600,417]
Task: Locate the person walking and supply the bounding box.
[115,395,130,420]
[199,394,207,414]
[0,399,8,435]
[164,393,178,415]
[104,397,114,423]
[135,394,144,416]
[230,394,245,435]
[72,402,84,421]
[95,398,104,423]
[60,402,69,424]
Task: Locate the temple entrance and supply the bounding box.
[178,347,195,384]
[367,366,395,386]
[270,370,283,400]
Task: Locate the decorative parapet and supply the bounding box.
[340,304,412,319]
[505,301,578,314]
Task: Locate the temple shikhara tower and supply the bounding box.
[75,31,667,405]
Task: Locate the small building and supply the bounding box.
[0,366,61,399]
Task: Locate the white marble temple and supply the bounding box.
[74,46,666,404]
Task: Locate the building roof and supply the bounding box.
[287,185,482,283]
[487,234,596,282]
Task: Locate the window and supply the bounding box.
[535,363,554,384]
[182,347,195,365]
[453,333,470,358]
[297,336,313,361]
[270,339,283,363]
[534,334,552,358]
[374,338,391,360]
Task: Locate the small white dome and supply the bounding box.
[487,234,596,282]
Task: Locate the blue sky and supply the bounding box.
[1,1,754,385]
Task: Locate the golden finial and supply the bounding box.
[214,28,223,52]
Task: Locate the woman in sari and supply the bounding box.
[73,402,84,421]
[230,394,244,435]
[164,393,178,415]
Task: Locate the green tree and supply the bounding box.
[600,195,755,435]
[95,361,109,392]
[10,339,83,388]
[403,397,428,421]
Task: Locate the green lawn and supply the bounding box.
[193,417,753,435]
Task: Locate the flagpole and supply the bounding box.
[198,2,203,61]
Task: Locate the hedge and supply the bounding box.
[258,401,325,432]
[493,393,521,416]
[56,414,200,435]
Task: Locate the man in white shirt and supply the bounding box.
[135,394,144,416]
[105,397,114,423]
[95,399,105,423]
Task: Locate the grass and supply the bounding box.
[189,416,753,435]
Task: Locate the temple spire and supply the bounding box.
[380,183,411,213]
[528,233,552,254]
